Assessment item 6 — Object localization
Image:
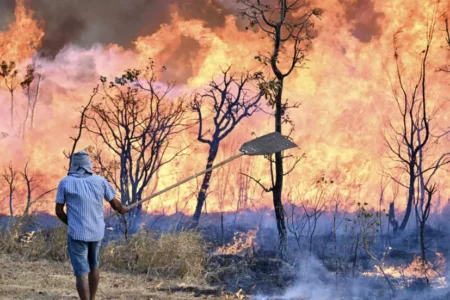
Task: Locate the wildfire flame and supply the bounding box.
[0,0,449,216]
[363,252,448,289]
[0,0,44,62]
[215,228,259,256]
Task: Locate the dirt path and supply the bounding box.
[0,254,230,300]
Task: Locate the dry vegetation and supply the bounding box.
[0,216,67,261]
[0,253,229,299]
[0,219,252,299]
[101,231,208,281]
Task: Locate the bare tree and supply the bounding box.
[64,86,99,169]
[286,176,334,254]
[0,61,19,130]
[238,0,323,260]
[21,160,38,216]
[414,119,450,263]
[20,64,35,138]
[20,63,42,136]
[303,175,331,255]
[286,187,308,251]
[85,62,189,233]
[190,67,262,224]
[236,158,253,211]
[30,72,42,130]
[439,18,450,72]
[384,14,450,232]
[2,162,17,219]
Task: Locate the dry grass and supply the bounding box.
[0,226,244,299]
[0,253,234,299]
[1,215,207,282]
[1,221,207,282]
[26,226,68,260]
[0,216,68,261]
[101,230,208,282]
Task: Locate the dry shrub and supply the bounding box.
[26,226,68,261]
[101,230,207,281]
[0,215,39,254]
[0,216,68,261]
[0,227,18,253]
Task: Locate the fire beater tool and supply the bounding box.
[105,131,297,221]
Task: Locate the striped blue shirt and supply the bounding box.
[56,174,116,241]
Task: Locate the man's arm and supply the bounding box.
[55,180,67,225]
[109,197,129,215]
[55,203,68,225]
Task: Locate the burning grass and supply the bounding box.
[215,228,259,256]
[101,230,208,282]
[362,252,448,290]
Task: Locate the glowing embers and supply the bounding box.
[215,228,259,257]
[18,230,36,244]
[363,252,448,289]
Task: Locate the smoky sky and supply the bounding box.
[341,0,384,43]
[0,0,237,57]
[0,0,383,58]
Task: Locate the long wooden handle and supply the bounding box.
[104,152,245,221]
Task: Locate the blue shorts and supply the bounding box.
[67,235,101,276]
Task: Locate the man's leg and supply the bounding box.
[75,275,90,300]
[67,235,91,300]
[87,240,102,300]
[88,268,99,300]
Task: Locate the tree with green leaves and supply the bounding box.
[345,202,395,294]
[238,0,323,260]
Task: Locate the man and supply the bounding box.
[55,150,128,300]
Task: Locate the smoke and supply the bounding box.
[255,254,450,300]
[341,0,384,43]
[1,0,449,216]
[0,0,15,31]
[0,0,240,57]
[261,257,336,300]
[0,0,385,56]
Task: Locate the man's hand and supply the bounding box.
[109,198,129,215]
[118,206,129,215]
[55,203,68,225]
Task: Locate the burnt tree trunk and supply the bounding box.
[193,141,219,223]
[388,202,398,233]
[9,191,13,218]
[24,176,31,215]
[130,203,143,233]
[120,156,130,205]
[128,181,143,233]
[420,221,426,263]
[10,90,14,130]
[352,233,360,278]
[30,74,41,129]
[399,163,416,231]
[273,78,287,260]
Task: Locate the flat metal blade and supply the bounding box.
[239,132,297,156]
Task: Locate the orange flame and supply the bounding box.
[0,0,44,62]
[363,252,448,289]
[0,0,449,217]
[216,228,259,256]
